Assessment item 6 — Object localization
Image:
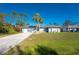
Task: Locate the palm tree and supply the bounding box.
[12,10,27,26]
[33,13,44,31]
[11,10,19,25]
[11,10,28,32]
[17,13,27,26]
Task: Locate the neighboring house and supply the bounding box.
[39,27,44,31]
[22,25,79,33]
[63,25,79,32]
[29,26,36,32]
[22,25,36,33]
[22,26,29,33]
[45,26,61,32]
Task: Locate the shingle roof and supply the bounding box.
[45,25,62,28]
[64,25,79,28]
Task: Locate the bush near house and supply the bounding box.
[2,25,17,34]
[8,25,17,34]
[15,25,22,32]
[0,22,17,34]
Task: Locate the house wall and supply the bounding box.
[63,28,77,32]
[39,28,44,31]
[22,29,28,33]
[48,28,61,32]
[63,28,68,32]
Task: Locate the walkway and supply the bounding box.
[0,32,33,54]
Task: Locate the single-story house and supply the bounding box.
[39,27,44,31]
[22,25,79,33]
[45,26,61,32]
[22,25,37,33]
[63,25,79,32]
[22,26,29,33]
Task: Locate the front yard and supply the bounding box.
[0,32,20,38]
[6,32,79,55]
[0,33,10,38]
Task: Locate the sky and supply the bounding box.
[0,3,79,26]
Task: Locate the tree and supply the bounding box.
[12,11,28,32]
[0,13,6,23]
[53,22,59,26]
[63,20,73,26]
[0,21,3,27]
[12,11,27,26]
[0,13,5,33]
[33,13,44,31]
[48,22,53,26]
[16,13,28,31]
[0,12,17,33]
[11,10,19,25]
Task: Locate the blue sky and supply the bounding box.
[0,3,79,25]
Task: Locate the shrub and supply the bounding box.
[15,25,22,32]
[8,25,17,34]
[0,23,17,34]
[2,25,9,33]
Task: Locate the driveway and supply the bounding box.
[0,32,33,54]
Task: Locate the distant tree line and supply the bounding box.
[0,11,44,33]
[0,10,29,33]
[48,19,79,26]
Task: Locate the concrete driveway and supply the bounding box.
[0,32,33,54]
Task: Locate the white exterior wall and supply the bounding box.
[39,28,44,31]
[48,28,52,32]
[48,28,61,32]
[22,29,28,33]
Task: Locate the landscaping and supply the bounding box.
[0,33,10,38]
[6,32,79,55]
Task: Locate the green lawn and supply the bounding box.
[6,32,79,55]
[0,32,21,38]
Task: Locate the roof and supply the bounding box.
[64,25,79,28]
[45,25,62,28]
[29,26,36,28]
[22,26,29,29]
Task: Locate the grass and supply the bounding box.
[0,33,10,38]
[0,32,21,38]
[6,32,79,55]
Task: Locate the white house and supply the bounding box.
[39,27,44,31]
[63,25,79,32]
[22,26,36,33]
[45,26,61,32]
[22,25,79,33]
[22,26,29,33]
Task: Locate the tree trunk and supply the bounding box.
[38,22,40,31]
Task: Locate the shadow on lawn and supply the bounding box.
[35,45,58,55]
[15,45,58,55]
